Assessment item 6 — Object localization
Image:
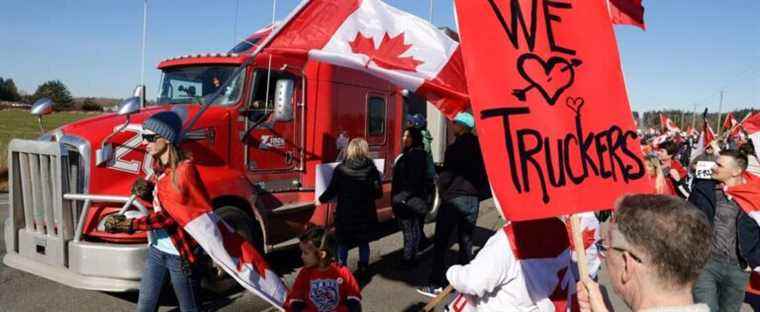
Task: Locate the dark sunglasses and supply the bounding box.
[142,133,160,143]
[595,239,644,263]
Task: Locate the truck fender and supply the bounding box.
[198,167,270,250]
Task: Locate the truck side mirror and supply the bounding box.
[98,96,141,166]
[273,79,294,122]
[31,98,54,116]
[117,96,141,116]
[133,85,146,107]
[31,98,54,134]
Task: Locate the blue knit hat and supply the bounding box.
[143,111,183,145]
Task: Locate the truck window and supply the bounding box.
[248,70,298,118]
[157,65,242,105]
[367,96,386,136]
[229,37,262,54]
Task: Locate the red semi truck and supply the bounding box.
[2,29,439,291]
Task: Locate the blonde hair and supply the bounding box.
[346,138,369,161]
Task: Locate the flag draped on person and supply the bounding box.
[149,164,288,309]
[607,0,646,30]
[254,0,469,118]
[726,173,760,233]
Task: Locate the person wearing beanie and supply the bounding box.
[418,111,490,298]
[103,110,208,312]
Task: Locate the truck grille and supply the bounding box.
[9,140,72,239]
[6,136,89,255]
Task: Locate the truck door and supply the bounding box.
[242,70,302,173]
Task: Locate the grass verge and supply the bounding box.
[0,109,96,192]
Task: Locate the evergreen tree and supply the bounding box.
[0,77,22,102]
[32,80,73,110]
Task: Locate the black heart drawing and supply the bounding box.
[565,96,585,114]
[513,53,577,105]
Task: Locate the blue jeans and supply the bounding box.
[338,243,370,267]
[693,258,750,312]
[137,246,202,312]
[429,195,479,286]
[398,216,421,261]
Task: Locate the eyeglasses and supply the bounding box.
[142,133,159,143]
[595,239,644,263]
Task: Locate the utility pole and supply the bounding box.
[691,103,697,130]
[429,0,434,22]
[139,0,148,106]
[140,0,147,91]
[233,0,240,44]
[716,90,725,136]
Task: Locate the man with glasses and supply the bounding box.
[578,194,712,312]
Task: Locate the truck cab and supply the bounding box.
[3,46,435,291]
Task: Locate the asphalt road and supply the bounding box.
[0,194,752,311]
[0,195,501,312]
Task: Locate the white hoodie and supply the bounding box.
[446,213,600,312]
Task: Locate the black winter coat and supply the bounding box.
[391,147,433,219]
[319,157,383,246]
[689,179,760,268]
[438,132,490,201]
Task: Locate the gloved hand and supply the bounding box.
[131,178,154,201]
[104,214,132,233]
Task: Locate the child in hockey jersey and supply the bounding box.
[286,228,362,312]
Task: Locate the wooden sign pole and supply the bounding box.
[422,285,454,312]
[571,214,590,280]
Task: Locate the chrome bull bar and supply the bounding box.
[63,193,147,242]
[5,139,149,291]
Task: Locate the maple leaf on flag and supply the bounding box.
[349,32,424,72]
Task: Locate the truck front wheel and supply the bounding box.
[201,205,264,293]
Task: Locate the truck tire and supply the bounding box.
[201,205,264,294]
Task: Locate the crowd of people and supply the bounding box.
[101,108,760,312]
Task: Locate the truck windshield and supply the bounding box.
[157,65,244,106]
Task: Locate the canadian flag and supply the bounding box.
[744,112,760,159]
[659,114,680,133]
[723,112,738,131]
[687,127,699,137]
[256,0,469,118]
[690,111,716,162]
[151,164,288,310]
[607,0,645,30]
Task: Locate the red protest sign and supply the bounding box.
[454,0,650,221]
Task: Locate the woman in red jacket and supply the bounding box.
[104,111,205,312]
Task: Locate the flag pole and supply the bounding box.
[422,286,453,312]
[571,214,590,280]
[717,90,725,137]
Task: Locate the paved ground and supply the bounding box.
[0,193,754,311]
